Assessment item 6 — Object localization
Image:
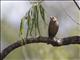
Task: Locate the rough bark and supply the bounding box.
[0,36,80,60]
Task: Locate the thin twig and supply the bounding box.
[60,3,80,25]
[73,0,80,10]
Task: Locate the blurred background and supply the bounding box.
[1,1,80,60]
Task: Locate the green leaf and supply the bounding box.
[34,5,37,36]
[30,17,35,35]
[39,4,46,24]
[29,7,36,35]
[35,5,41,36]
[25,3,46,37]
[26,10,31,37]
[19,18,24,37]
[30,5,41,36]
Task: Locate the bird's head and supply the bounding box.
[50,16,57,22]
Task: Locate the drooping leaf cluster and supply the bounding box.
[19,2,46,38]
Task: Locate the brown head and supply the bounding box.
[50,16,57,22]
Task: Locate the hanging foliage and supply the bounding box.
[19,2,46,38]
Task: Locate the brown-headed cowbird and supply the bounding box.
[48,16,59,39]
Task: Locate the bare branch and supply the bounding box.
[60,3,80,25]
[73,0,80,10]
[0,36,80,60]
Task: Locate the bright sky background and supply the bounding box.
[1,1,32,27]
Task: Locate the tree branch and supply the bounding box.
[0,36,80,60]
[73,0,80,10]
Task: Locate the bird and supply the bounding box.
[48,16,59,39]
